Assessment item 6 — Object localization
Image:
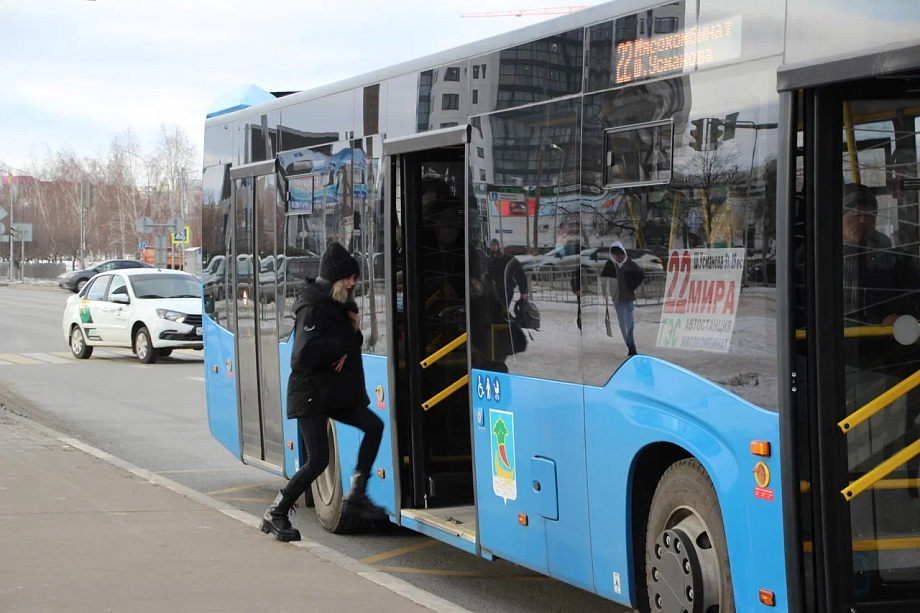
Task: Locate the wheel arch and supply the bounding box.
[131,320,147,350]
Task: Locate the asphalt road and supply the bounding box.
[0,283,629,613]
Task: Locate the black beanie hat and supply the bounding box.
[319,242,360,282]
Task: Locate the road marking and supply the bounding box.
[0,360,11,366]
[219,496,276,503]
[205,480,282,496]
[0,354,43,365]
[361,540,441,564]
[187,376,205,382]
[156,468,241,474]
[21,353,71,365]
[372,565,550,580]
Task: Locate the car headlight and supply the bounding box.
[156,309,188,324]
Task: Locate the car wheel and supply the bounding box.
[645,458,734,613]
[134,327,158,364]
[76,279,87,292]
[69,326,93,359]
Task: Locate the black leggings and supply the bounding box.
[282,406,384,500]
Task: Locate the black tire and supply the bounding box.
[645,458,734,613]
[311,419,370,534]
[69,325,93,359]
[158,348,173,358]
[134,327,158,364]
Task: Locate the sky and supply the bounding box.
[0,0,602,175]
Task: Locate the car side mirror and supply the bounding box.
[111,294,130,305]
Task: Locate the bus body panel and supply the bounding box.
[584,356,787,610]
[204,315,240,459]
[280,336,298,479]
[472,369,594,591]
[333,354,398,516]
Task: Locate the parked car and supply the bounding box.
[58,259,152,292]
[62,268,203,364]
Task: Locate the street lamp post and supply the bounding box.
[2,165,31,282]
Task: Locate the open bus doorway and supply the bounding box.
[391,144,476,535]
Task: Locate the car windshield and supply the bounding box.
[130,274,202,299]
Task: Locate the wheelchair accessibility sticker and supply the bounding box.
[490,409,516,503]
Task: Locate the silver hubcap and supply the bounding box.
[315,419,337,506]
[77,280,86,290]
[71,328,83,354]
[136,333,148,359]
[651,506,722,612]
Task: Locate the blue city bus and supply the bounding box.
[200,1,920,610]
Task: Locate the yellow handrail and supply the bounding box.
[795,326,894,341]
[838,369,920,432]
[804,536,920,553]
[801,478,920,494]
[425,290,442,310]
[420,332,467,369]
[422,375,469,411]
[841,438,920,501]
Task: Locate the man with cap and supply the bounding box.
[260,242,387,541]
[601,240,645,356]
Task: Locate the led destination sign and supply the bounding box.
[615,15,743,85]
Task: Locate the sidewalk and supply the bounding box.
[0,411,444,613]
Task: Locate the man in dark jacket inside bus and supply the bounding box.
[261,242,386,542]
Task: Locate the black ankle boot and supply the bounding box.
[343,471,387,521]
[627,344,638,356]
[260,490,301,541]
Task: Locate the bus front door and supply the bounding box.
[786,50,920,612]
[230,162,286,472]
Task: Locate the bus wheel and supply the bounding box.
[311,419,370,534]
[646,458,734,613]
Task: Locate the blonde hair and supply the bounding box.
[331,279,353,304]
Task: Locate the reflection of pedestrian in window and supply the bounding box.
[601,241,644,356]
[488,239,528,309]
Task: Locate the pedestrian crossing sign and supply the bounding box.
[171,225,191,245]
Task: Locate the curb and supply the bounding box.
[2,410,472,613]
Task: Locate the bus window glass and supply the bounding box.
[468,97,583,384]
[470,28,584,115]
[384,72,420,138]
[353,137,386,355]
[604,121,673,187]
[278,91,355,152]
[581,57,779,410]
[413,62,469,133]
[280,141,361,338]
[203,124,232,168]
[247,111,280,163]
[786,0,920,65]
[202,164,232,330]
[587,0,783,94]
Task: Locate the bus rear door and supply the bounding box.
[781,41,920,612]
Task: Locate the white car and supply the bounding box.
[62,268,203,364]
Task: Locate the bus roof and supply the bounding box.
[205,0,644,127]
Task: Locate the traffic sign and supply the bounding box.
[140,241,149,250]
[171,225,191,245]
[136,217,155,234]
[0,205,7,221]
[167,217,185,234]
[12,223,32,242]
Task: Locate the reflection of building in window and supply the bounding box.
[494,29,583,111]
[445,67,461,82]
[472,89,479,104]
[604,121,674,187]
[417,70,434,132]
[441,122,459,129]
[442,93,460,111]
